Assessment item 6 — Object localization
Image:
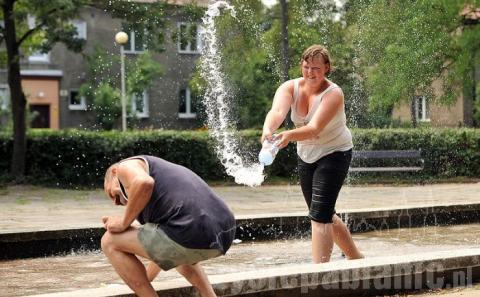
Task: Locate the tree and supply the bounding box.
[0,0,168,180]
[80,47,163,130]
[279,0,289,82]
[349,0,480,127]
[190,0,278,128]
[1,0,86,180]
[191,0,350,128]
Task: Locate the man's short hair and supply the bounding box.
[104,163,118,185]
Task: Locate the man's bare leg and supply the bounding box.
[176,263,217,297]
[101,227,158,297]
[311,220,334,263]
[146,261,161,282]
[331,214,364,259]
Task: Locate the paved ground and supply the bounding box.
[2,183,480,297]
[1,182,480,233]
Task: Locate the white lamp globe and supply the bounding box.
[115,31,129,44]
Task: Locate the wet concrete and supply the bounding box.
[2,224,480,296]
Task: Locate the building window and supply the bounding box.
[179,88,197,118]
[28,52,50,63]
[0,86,9,110]
[131,91,149,118]
[69,90,87,110]
[122,27,147,54]
[27,15,50,63]
[178,23,201,54]
[415,95,430,122]
[72,20,87,39]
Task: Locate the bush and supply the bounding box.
[0,128,478,187]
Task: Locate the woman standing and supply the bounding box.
[261,45,363,263]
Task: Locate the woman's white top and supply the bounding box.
[290,78,353,163]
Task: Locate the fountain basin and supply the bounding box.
[2,223,480,296]
[2,203,480,260]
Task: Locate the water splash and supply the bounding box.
[200,1,265,187]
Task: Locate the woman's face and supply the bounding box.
[301,56,329,86]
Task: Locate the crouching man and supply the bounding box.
[101,155,236,297]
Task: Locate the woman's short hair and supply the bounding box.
[301,45,332,75]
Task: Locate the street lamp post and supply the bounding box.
[115,31,129,131]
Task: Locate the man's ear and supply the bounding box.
[111,166,118,176]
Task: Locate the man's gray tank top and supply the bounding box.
[120,155,236,254]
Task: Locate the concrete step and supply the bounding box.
[27,248,480,297]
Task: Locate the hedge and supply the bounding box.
[0,128,478,187]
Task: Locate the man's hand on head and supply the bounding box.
[102,216,128,233]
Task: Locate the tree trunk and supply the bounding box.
[279,0,292,128]
[279,0,289,82]
[410,96,417,128]
[3,0,27,180]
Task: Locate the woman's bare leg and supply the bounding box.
[331,214,364,259]
[311,220,334,263]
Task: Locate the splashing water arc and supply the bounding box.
[200,1,265,187]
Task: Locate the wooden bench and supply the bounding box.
[350,150,424,172]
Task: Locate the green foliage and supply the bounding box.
[79,46,162,130]
[126,52,163,98]
[352,128,480,178]
[0,129,478,187]
[191,0,277,129]
[475,81,480,123]
[81,45,118,86]
[0,0,87,58]
[0,104,43,132]
[0,91,11,131]
[190,0,375,128]
[351,0,477,122]
[98,1,167,52]
[89,83,121,131]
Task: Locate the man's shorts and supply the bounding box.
[138,223,222,271]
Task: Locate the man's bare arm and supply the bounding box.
[117,160,154,230]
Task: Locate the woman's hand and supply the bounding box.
[102,216,128,233]
[261,128,274,144]
[274,131,291,149]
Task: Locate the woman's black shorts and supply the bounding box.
[297,149,352,224]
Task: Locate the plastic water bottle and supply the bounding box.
[258,137,279,166]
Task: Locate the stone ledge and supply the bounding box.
[27,248,480,297]
[2,203,480,260]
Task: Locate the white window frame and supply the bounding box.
[178,88,197,119]
[27,15,50,63]
[72,19,87,40]
[123,29,146,54]
[0,85,10,111]
[28,52,50,63]
[177,22,201,54]
[415,95,430,122]
[68,90,87,111]
[131,91,149,118]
